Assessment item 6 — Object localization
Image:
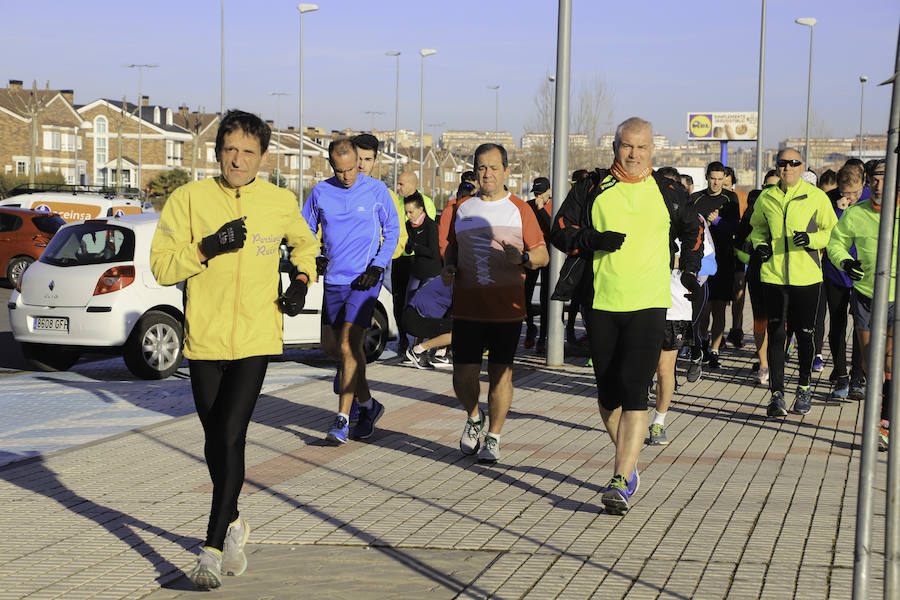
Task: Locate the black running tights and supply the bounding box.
[190,355,269,550]
[824,278,863,381]
[763,283,820,393]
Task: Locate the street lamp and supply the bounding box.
[386,51,401,189]
[363,110,385,132]
[548,76,555,177]
[124,63,158,195]
[859,75,868,159]
[794,16,816,167]
[73,120,91,186]
[419,48,437,183]
[297,3,319,204]
[269,92,292,187]
[488,85,500,132]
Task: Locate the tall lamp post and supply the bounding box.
[488,85,500,132]
[419,48,437,182]
[363,110,384,132]
[795,16,816,167]
[220,0,225,115]
[296,3,319,204]
[268,92,291,187]
[386,51,401,189]
[859,75,868,159]
[548,76,555,177]
[124,63,158,196]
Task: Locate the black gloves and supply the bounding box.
[680,271,701,300]
[754,243,773,263]
[351,264,384,290]
[316,255,329,276]
[793,231,810,247]
[841,259,864,281]
[278,278,308,316]
[199,217,246,260]
[587,230,626,252]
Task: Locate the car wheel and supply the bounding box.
[6,256,34,288]
[364,307,389,363]
[123,310,184,379]
[21,342,80,372]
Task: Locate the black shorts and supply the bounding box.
[663,320,692,351]
[451,319,522,365]
[586,307,666,412]
[850,288,895,332]
[401,305,452,339]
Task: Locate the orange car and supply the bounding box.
[0,207,66,287]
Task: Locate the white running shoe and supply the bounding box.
[189,547,223,589]
[222,517,250,576]
[459,410,488,455]
[478,435,500,463]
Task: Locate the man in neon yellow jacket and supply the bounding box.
[749,148,836,418]
[826,160,893,450]
[150,110,319,589]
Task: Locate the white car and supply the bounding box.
[8,213,397,379]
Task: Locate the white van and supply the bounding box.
[0,184,142,222]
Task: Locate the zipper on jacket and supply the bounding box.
[231,186,243,359]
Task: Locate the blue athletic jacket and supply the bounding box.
[302,173,400,285]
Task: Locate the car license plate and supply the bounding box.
[34,317,69,332]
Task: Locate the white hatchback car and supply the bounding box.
[8,213,397,379]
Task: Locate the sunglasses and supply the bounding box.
[776,159,802,168]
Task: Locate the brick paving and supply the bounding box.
[0,334,889,599]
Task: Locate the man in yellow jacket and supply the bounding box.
[150,110,319,589]
[749,148,836,417]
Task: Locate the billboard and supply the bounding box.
[687,112,758,141]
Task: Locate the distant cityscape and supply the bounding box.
[0,79,887,207]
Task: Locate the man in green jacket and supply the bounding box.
[826,160,893,450]
[749,148,837,417]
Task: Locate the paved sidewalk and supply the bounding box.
[0,340,888,599]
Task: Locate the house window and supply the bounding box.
[290,156,298,170]
[153,106,160,124]
[94,116,108,184]
[16,161,27,176]
[207,148,216,162]
[165,109,173,126]
[43,131,61,150]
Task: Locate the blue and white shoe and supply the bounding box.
[325,415,349,444]
[348,400,360,421]
[353,398,384,440]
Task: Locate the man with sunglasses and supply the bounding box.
[749,148,836,417]
[827,160,895,450]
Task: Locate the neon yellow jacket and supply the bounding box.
[826,199,897,301]
[150,176,319,360]
[389,188,408,259]
[748,179,836,286]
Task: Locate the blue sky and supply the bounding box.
[3,0,898,148]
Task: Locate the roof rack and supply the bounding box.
[7,183,142,200]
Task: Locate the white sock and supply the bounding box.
[358,397,373,409]
[338,412,350,422]
[485,432,500,442]
[413,344,426,354]
[652,411,667,427]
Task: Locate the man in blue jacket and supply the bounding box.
[302,138,400,443]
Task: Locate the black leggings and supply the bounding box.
[190,355,269,549]
[524,266,550,340]
[586,307,666,411]
[763,283,820,393]
[824,278,863,381]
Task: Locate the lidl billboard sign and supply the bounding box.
[687,112,758,141]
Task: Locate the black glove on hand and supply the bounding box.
[754,243,773,263]
[587,230,626,252]
[316,255,329,276]
[351,265,384,290]
[841,259,865,281]
[199,217,246,260]
[793,231,810,247]
[680,271,701,300]
[278,278,308,316]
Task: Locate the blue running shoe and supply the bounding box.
[348,399,360,422]
[627,468,640,496]
[326,415,349,444]
[601,475,632,515]
[353,398,384,440]
[813,354,825,372]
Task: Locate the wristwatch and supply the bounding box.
[520,251,530,266]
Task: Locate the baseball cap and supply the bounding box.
[532,177,551,195]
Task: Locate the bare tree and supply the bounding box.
[8,81,54,185]
[523,74,615,181]
[177,107,204,181]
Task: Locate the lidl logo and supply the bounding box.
[689,114,712,138]
[34,204,51,212]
